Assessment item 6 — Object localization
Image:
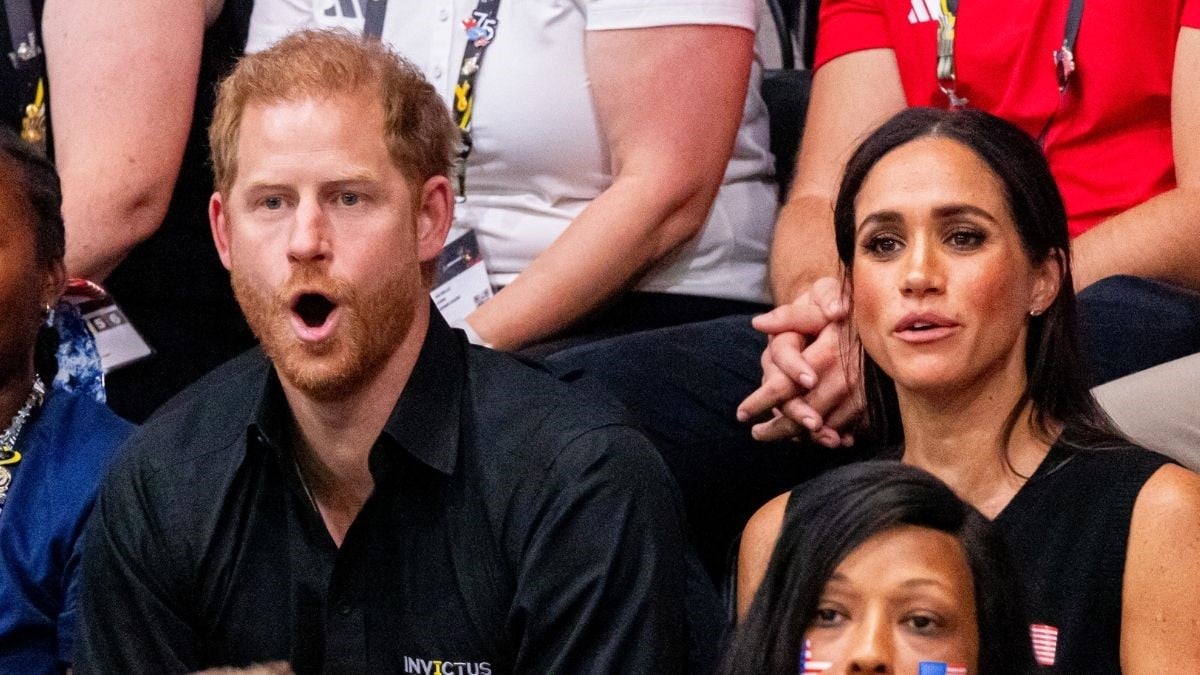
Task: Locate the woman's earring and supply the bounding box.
[1030,308,1043,317]
[42,302,54,325]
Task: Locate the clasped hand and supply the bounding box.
[736,277,862,447]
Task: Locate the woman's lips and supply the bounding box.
[893,312,959,344]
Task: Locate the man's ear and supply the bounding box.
[415,175,454,264]
[210,192,233,271]
[1031,248,1066,315]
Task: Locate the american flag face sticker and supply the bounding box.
[800,639,832,673]
[1030,623,1059,666]
[918,662,968,675]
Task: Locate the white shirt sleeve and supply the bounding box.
[584,0,758,31]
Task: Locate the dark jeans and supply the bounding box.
[544,275,1200,584]
[1077,275,1200,386]
[520,291,769,359]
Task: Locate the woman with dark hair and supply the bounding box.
[738,108,1200,671]
[722,462,1034,674]
[0,127,132,673]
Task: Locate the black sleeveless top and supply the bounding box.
[993,440,1171,672]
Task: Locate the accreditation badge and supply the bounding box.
[63,280,154,372]
[431,227,493,327]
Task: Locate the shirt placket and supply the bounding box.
[323,513,371,672]
[429,0,458,104]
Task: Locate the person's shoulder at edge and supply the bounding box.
[463,344,678,485]
[38,386,135,463]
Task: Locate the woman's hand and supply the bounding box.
[738,277,861,446]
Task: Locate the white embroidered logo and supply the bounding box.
[908,0,944,24]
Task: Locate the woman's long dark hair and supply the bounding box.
[0,127,65,383]
[832,107,1120,450]
[720,462,1036,673]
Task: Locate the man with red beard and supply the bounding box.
[75,31,686,673]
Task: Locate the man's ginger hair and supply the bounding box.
[209,29,458,194]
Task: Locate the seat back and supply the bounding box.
[762,0,817,200]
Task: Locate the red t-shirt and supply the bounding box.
[815,0,1200,237]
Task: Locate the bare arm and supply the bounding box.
[1071,27,1200,292]
[769,48,906,304]
[43,0,219,281]
[1121,464,1200,670]
[734,492,789,620]
[464,24,753,350]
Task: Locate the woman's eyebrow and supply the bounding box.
[931,203,998,223]
[858,210,904,230]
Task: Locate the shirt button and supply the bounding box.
[335,601,352,616]
[438,8,449,21]
[432,66,444,79]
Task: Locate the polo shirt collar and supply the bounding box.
[248,306,465,477]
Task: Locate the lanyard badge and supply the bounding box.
[935,0,1084,112]
[453,0,501,202]
[936,0,968,109]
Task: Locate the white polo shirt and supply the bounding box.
[247,0,776,303]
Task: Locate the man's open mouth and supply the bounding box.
[293,293,336,328]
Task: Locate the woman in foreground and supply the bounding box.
[721,461,1034,673]
[736,108,1200,671]
[0,127,132,672]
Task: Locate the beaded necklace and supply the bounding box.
[0,375,46,512]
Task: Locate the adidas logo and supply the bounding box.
[908,0,944,24]
[321,0,366,20]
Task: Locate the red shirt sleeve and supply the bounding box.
[1185,0,1200,27]
[814,0,894,70]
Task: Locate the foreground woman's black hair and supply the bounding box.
[719,462,1035,673]
[832,107,1119,449]
[0,126,65,382]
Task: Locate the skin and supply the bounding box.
[43,0,224,281]
[209,92,453,547]
[804,526,980,674]
[463,24,755,350]
[741,27,1200,444]
[739,139,1200,670]
[849,138,1056,412]
[0,163,65,423]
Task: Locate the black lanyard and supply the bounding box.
[4,0,40,70]
[451,0,501,202]
[358,0,501,201]
[5,0,47,154]
[362,0,387,40]
[936,0,1085,111]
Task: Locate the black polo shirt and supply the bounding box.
[76,312,687,673]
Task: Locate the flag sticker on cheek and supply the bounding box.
[1030,623,1059,666]
[800,639,832,673]
[918,662,968,675]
